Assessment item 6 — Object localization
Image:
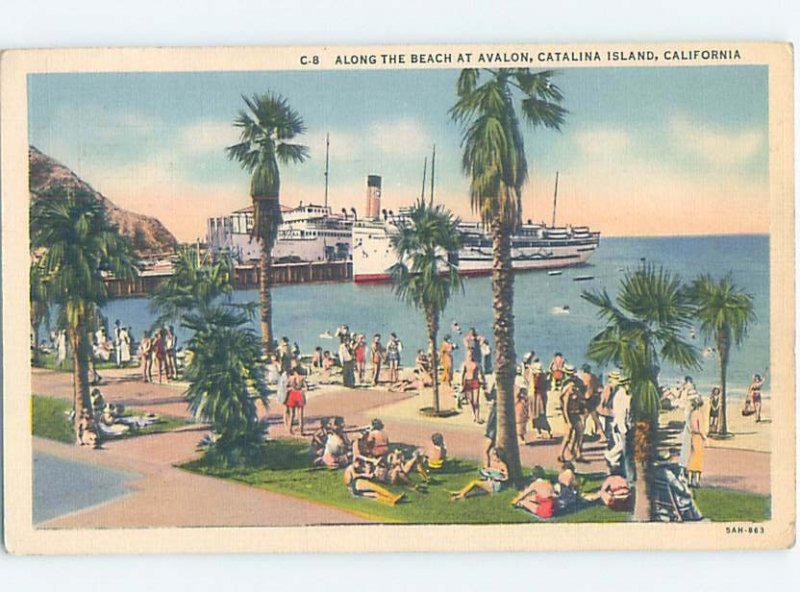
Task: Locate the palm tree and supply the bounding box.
[30,189,137,441]
[688,274,756,437]
[389,199,463,415]
[582,265,699,521]
[151,246,234,324]
[226,93,309,355]
[183,304,269,467]
[450,68,567,484]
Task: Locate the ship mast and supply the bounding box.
[551,171,559,228]
[420,156,428,202]
[430,144,436,206]
[324,133,330,210]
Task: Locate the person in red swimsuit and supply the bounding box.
[460,349,487,423]
[512,466,555,519]
[285,362,308,435]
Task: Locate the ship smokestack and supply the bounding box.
[366,175,382,219]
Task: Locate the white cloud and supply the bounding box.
[669,114,764,167]
[369,118,434,157]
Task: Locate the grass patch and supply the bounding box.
[32,351,137,372]
[694,488,771,522]
[31,394,191,443]
[182,439,765,524]
[31,395,75,443]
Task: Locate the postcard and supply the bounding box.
[1,41,794,553]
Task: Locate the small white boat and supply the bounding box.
[551,305,571,315]
[547,270,563,276]
[573,275,594,282]
[319,331,333,339]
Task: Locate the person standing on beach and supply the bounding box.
[530,362,552,439]
[461,348,487,423]
[687,396,707,487]
[56,330,67,368]
[747,371,767,422]
[548,352,566,391]
[285,361,308,435]
[164,326,176,380]
[339,335,355,388]
[578,364,604,443]
[559,365,587,463]
[386,333,402,383]
[607,375,633,479]
[515,387,530,446]
[371,334,386,386]
[119,326,132,366]
[479,335,492,375]
[153,328,168,384]
[708,387,722,434]
[113,319,123,367]
[597,370,619,448]
[140,330,153,383]
[355,334,367,384]
[440,335,455,388]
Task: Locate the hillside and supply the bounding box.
[29,146,178,256]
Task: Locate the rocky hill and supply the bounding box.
[29,146,178,256]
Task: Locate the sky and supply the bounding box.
[28,65,769,242]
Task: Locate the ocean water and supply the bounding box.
[101,235,770,398]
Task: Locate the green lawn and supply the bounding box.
[32,351,137,372]
[181,439,770,524]
[31,394,191,443]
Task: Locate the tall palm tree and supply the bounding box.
[688,274,756,437]
[450,68,567,483]
[389,198,463,415]
[226,93,309,355]
[582,265,699,521]
[31,189,137,441]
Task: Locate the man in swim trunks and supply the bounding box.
[461,349,487,423]
[559,365,587,463]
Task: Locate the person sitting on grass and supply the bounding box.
[78,408,100,448]
[555,462,582,514]
[343,457,404,506]
[512,466,556,520]
[386,449,426,487]
[425,433,447,471]
[89,387,106,416]
[450,447,509,500]
[317,418,350,469]
[310,417,331,458]
[584,469,632,511]
[366,418,390,458]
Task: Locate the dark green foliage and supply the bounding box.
[183,306,269,467]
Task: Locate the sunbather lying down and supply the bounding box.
[343,458,404,505]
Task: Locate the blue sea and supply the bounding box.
[101,235,770,398]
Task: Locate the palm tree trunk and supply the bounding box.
[426,307,440,415]
[258,225,274,356]
[632,419,653,521]
[490,219,522,485]
[717,328,731,436]
[69,324,91,443]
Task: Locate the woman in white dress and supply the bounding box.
[56,330,67,368]
[120,327,132,364]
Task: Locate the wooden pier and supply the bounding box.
[104,260,353,298]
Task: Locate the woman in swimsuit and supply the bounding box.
[355,335,367,384]
[440,336,455,388]
[386,333,401,383]
[708,387,721,434]
[285,363,308,435]
[461,349,486,423]
[748,371,767,422]
[450,447,509,500]
[366,418,390,458]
